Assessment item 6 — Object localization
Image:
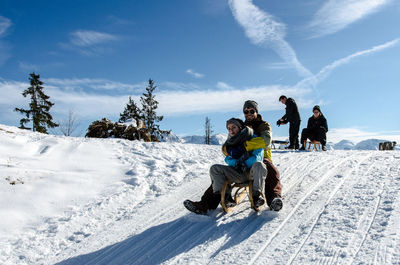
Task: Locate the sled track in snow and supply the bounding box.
[247,152,361,265]
[285,153,375,265]
[347,154,399,265]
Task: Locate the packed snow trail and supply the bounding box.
[1,125,400,264]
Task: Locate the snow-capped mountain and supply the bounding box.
[333,139,356,150]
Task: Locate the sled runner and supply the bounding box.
[307,140,321,151]
[221,181,266,213]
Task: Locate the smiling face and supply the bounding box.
[227,123,240,137]
[243,107,257,122]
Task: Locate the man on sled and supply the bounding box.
[184,101,282,215]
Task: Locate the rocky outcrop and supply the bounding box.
[85,118,156,142]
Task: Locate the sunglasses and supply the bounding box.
[243,109,256,115]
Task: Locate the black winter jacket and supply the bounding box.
[307,114,328,132]
[281,98,301,123]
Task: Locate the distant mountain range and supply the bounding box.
[163,133,398,151]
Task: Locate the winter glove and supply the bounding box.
[276,120,281,127]
[235,154,249,173]
[235,160,248,173]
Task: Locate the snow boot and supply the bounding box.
[183,200,209,215]
[322,145,327,151]
[252,191,265,210]
[270,197,283,211]
[224,193,237,208]
[184,185,221,215]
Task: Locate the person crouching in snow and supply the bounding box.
[183,118,267,215]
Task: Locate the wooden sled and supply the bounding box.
[221,181,266,213]
[307,140,321,151]
[271,140,289,149]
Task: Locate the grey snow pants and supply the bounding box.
[210,161,267,195]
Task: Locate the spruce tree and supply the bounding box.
[204,117,213,145]
[119,96,143,126]
[14,72,59,133]
[140,79,169,139]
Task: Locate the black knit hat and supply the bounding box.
[313,105,321,113]
[226,118,245,130]
[243,100,259,113]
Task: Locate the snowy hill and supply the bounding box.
[1,124,400,264]
[333,139,356,150]
[181,133,227,145]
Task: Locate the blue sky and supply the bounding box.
[1,0,399,142]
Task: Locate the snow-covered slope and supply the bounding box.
[1,124,400,265]
[182,133,227,145]
[333,139,356,150]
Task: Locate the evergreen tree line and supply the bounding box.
[14,73,168,141]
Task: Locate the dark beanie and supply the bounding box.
[226,118,244,130]
[313,105,321,112]
[243,100,259,113]
[279,95,287,101]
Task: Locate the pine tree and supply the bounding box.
[204,117,213,145]
[14,72,59,133]
[119,96,143,126]
[140,78,169,139]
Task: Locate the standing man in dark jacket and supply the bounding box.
[277,95,301,149]
[300,105,328,151]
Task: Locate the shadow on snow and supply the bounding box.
[56,209,277,265]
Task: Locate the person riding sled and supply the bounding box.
[183,118,266,215]
[299,105,328,151]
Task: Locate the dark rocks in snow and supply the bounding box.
[379,141,397,150]
[85,118,154,142]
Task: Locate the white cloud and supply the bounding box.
[265,62,293,70]
[228,0,312,77]
[44,77,144,92]
[70,30,118,47]
[0,16,12,65]
[297,38,400,88]
[216,82,234,90]
[0,79,130,127]
[0,78,313,127]
[161,81,202,91]
[60,30,119,56]
[0,16,11,37]
[308,0,392,38]
[186,69,204,79]
[157,85,313,115]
